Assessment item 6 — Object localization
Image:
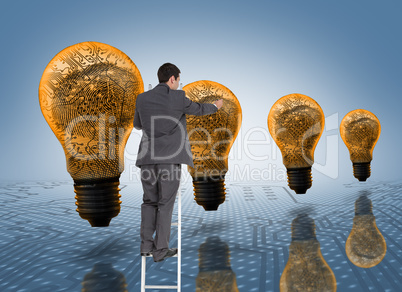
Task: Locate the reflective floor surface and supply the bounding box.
[0,179,401,291]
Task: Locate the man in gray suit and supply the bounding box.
[134,63,223,262]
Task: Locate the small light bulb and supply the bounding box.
[268,94,325,194]
[345,195,386,268]
[280,214,336,292]
[39,42,143,226]
[340,109,381,181]
[183,81,242,211]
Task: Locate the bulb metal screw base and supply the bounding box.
[287,167,312,194]
[74,178,121,227]
[353,162,371,181]
[193,177,226,211]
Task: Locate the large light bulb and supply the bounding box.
[280,214,336,292]
[183,81,242,211]
[39,41,143,227]
[340,109,381,181]
[268,94,325,194]
[345,194,386,268]
[196,236,239,291]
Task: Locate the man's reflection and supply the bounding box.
[345,192,387,268]
[280,214,336,292]
[81,262,127,292]
[196,236,239,292]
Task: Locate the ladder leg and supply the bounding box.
[141,255,146,292]
[177,187,181,292]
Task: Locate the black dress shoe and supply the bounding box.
[140,251,152,257]
[154,248,178,262]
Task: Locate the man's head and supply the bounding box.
[158,63,181,90]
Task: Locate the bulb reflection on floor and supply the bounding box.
[280,214,336,292]
[345,192,387,268]
[81,263,127,292]
[196,236,239,291]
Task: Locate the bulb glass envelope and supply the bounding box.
[340,109,381,164]
[183,80,242,179]
[268,93,325,169]
[39,41,143,182]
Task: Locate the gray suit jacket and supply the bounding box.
[134,83,218,167]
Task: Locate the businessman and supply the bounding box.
[134,63,223,262]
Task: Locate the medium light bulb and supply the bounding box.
[183,81,242,211]
[340,109,381,181]
[268,94,325,194]
[196,236,239,291]
[39,41,143,226]
[345,195,386,268]
[280,214,336,292]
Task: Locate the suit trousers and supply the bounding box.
[140,164,181,261]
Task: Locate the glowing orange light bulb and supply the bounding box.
[39,41,143,226]
[183,80,242,211]
[340,109,381,181]
[268,94,325,194]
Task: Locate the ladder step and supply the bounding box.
[145,285,178,289]
[171,222,179,226]
[143,254,178,258]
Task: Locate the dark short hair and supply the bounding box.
[157,63,181,83]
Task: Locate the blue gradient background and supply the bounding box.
[1,0,401,185]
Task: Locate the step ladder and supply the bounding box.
[140,187,181,291]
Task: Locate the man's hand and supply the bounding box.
[214,99,223,109]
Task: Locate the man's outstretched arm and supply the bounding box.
[183,92,223,116]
